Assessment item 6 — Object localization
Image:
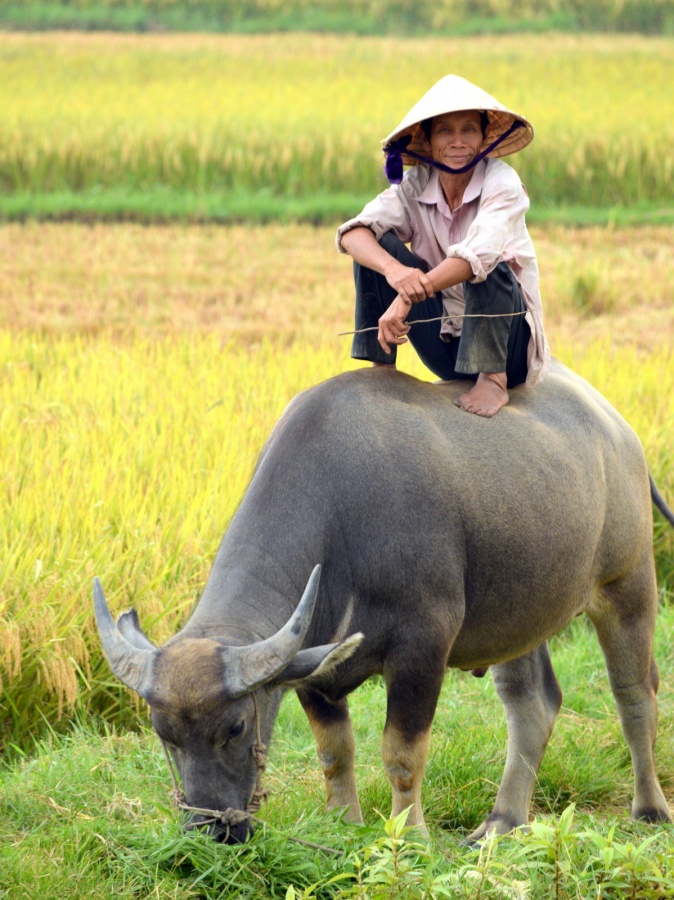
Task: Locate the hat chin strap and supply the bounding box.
[384,120,525,184]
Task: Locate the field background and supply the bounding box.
[1,23,674,900]
[0,32,673,223]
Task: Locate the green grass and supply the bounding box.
[2,611,674,898]
[0,187,377,226]
[3,188,674,227]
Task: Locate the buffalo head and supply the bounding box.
[94,566,362,842]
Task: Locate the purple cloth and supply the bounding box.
[384,120,524,184]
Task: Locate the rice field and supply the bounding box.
[0,28,673,896]
[0,220,673,752]
[0,32,673,208]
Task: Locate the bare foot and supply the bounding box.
[454,372,509,417]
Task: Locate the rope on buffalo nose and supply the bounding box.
[158,693,341,855]
[244,691,269,815]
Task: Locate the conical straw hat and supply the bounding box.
[382,75,533,167]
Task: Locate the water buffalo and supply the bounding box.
[95,360,673,842]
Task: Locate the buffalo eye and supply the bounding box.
[228,720,245,740]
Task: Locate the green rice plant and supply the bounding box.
[0,0,670,35]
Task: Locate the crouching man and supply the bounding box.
[337,74,550,417]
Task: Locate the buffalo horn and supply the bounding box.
[219,564,322,698]
[93,578,156,699]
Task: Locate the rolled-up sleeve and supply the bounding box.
[446,174,529,283]
[336,184,414,252]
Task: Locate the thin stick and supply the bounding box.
[338,310,527,337]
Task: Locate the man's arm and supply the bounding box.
[376,254,473,354]
[425,256,474,293]
[341,226,473,354]
[340,227,434,305]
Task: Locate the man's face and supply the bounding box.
[426,111,484,170]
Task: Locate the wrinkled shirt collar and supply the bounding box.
[416,161,487,217]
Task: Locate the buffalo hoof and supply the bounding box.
[461,814,525,847]
[633,806,672,824]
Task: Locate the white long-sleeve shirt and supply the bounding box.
[336,158,550,386]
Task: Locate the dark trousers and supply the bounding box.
[351,232,530,387]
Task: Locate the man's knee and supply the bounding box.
[379,231,403,254]
[379,232,423,269]
[464,262,523,312]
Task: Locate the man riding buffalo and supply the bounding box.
[337,74,551,417]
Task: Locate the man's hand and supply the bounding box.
[384,263,435,305]
[378,295,413,354]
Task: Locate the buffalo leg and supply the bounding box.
[589,570,671,822]
[466,642,562,843]
[382,664,445,836]
[297,688,363,822]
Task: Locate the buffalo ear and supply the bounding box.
[268,633,363,687]
[93,578,156,698]
[117,608,157,652]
